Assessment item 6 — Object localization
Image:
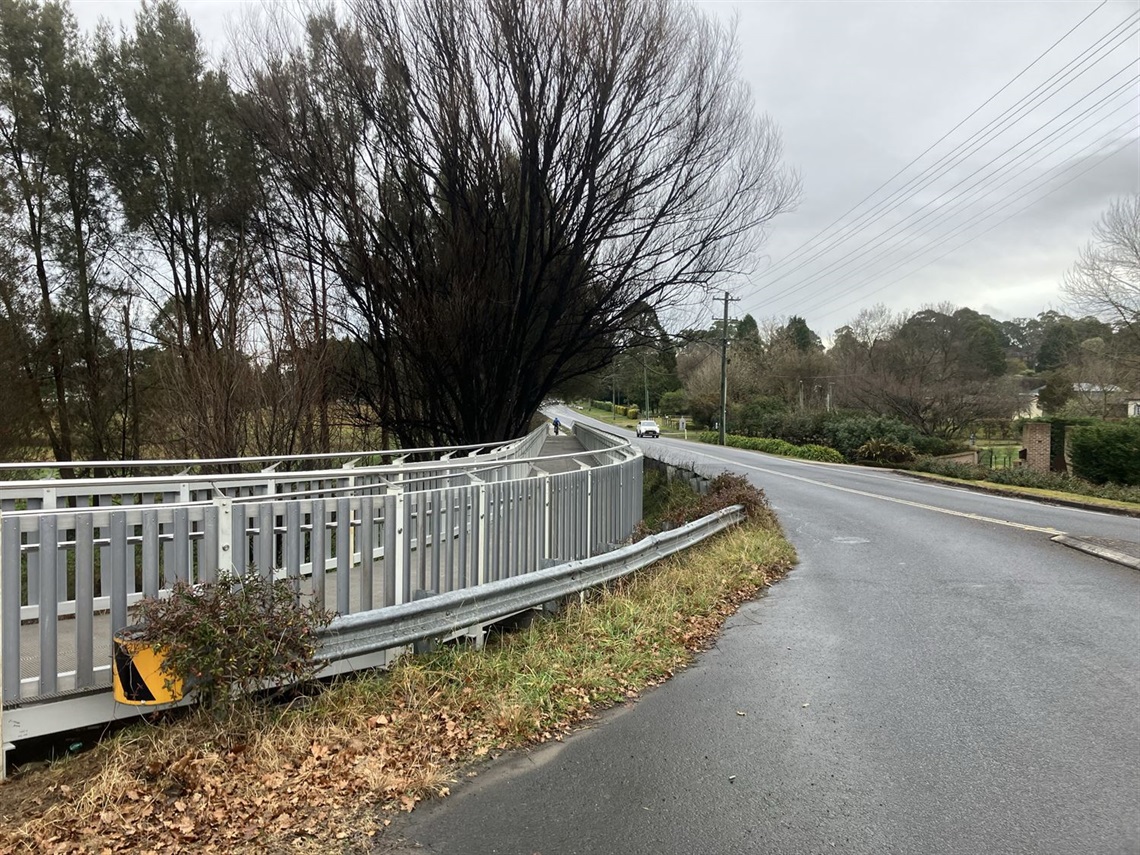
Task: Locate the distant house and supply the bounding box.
[1015,386,1045,419]
[1017,383,1137,419]
[1072,382,1121,395]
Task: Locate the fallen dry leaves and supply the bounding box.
[0,521,793,854]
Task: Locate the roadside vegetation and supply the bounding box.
[907,457,1140,505]
[697,431,845,463]
[0,473,794,854]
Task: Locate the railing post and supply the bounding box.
[392,486,405,605]
[477,480,488,586]
[585,468,593,558]
[215,497,233,576]
[543,473,552,562]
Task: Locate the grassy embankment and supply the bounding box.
[0,474,794,854]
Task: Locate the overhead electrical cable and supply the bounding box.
[741,14,1139,315]
[780,108,1140,319]
[748,11,1138,305]
[747,66,1139,313]
[792,127,1139,325]
[746,0,1114,285]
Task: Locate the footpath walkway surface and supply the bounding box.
[533,431,591,474]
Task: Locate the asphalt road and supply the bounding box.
[379,412,1140,855]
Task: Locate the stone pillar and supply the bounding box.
[1021,422,1051,473]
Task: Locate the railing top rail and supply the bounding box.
[0,444,638,517]
[0,438,523,478]
[0,445,629,495]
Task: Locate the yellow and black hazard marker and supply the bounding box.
[112,631,183,705]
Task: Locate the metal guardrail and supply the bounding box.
[318,504,745,661]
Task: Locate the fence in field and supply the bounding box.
[978,446,1020,469]
[0,422,643,765]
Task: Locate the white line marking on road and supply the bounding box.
[689,449,1065,535]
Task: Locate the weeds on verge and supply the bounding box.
[0,478,794,854]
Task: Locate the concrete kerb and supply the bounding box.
[1050,535,1140,571]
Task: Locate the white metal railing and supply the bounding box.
[1,425,642,709]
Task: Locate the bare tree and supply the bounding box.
[242,0,798,446]
[1063,196,1140,351]
[837,308,1015,437]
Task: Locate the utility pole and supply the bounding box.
[719,290,739,446]
[644,364,649,416]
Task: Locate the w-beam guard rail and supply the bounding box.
[318,504,746,661]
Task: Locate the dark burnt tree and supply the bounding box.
[243,0,797,446]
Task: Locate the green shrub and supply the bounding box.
[626,406,640,420]
[799,444,846,463]
[697,431,844,463]
[653,471,774,530]
[1070,421,1140,486]
[910,457,988,480]
[911,435,966,457]
[984,468,1063,490]
[855,439,917,465]
[819,414,922,459]
[985,467,1140,502]
[592,400,613,412]
[727,409,956,461]
[130,572,334,713]
[658,389,687,415]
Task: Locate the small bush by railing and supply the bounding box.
[128,572,336,714]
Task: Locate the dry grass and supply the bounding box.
[0,517,794,854]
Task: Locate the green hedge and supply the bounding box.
[1070,421,1140,486]
[730,409,961,459]
[697,431,845,464]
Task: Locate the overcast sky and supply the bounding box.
[72,0,1140,338]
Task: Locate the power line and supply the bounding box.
[786,111,1140,323]
[746,0,1114,287]
[749,68,1138,315]
[798,129,1139,328]
[743,15,1135,316]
